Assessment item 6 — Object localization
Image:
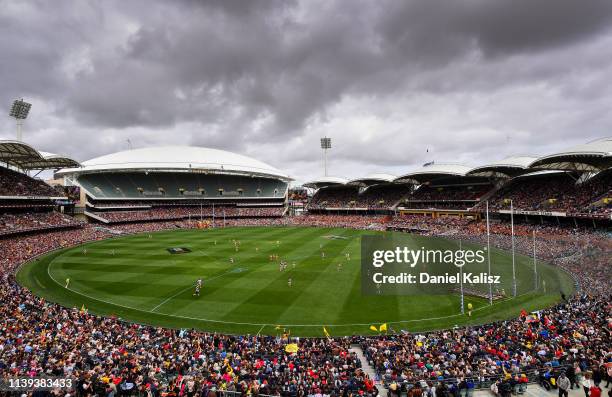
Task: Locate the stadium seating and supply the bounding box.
[352,184,412,208]
[0,215,608,396]
[488,171,612,215]
[0,210,82,236]
[306,171,611,216]
[90,205,285,223]
[308,184,412,210]
[77,172,287,199]
[404,183,491,205]
[308,186,359,209]
[0,166,58,197]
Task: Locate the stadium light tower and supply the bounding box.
[320,137,331,176]
[9,98,32,142]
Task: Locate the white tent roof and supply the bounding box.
[0,140,80,169]
[302,176,348,189]
[537,138,612,158]
[58,146,291,180]
[467,156,538,177]
[347,173,397,185]
[395,163,471,182]
[529,137,612,171]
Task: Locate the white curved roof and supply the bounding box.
[347,173,397,185]
[529,137,612,171]
[58,146,291,180]
[395,163,471,182]
[539,137,612,158]
[302,176,348,189]
[467,156,538,177]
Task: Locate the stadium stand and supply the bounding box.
[487,171,612,216]
[57,146,290,200]
[308,185,360,209]
[400,183,493,210]
[352,184,412,209]
[0,166,59,197]
[91,205,285,223]
[307,183,412,210]
[0,139,610,395]
[0,215,609,396]
[75,172,288,199]
[0,210,82,236]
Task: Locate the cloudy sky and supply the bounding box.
[1,0,611,184]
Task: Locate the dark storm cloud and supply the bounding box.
[0,0,611,182]
[378,0,612,58]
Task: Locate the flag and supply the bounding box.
[369,325,378,332]
[520,309,527,317]
[323,327,330,338]
[80,304,88,314]
[379,323,388,332]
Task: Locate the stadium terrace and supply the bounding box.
[0,138,610,396]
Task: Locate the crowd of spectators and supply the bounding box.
[308,184,493,211]
[286,214,387,229]
[87,201,284,208]
[387,215,611,296]
[92,206,285,223]
[352,185,412,209]
[0,215,609,397]
[306,171,611,217]
[406,184,491,202]
[308,187,360,210]
[0,167,59,197]
[488,172,611,216]
[0,210,83,236]
[0,223,373,396]
[308,185,413,210]
[397,202,475,210]
[360,294,609,394]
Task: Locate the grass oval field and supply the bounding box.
[17,226,575,336]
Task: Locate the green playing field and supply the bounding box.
[17,226,575,336]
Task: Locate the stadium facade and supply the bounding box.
[53,146,292,223]
[1,138,610,226]
[304,138,612,225]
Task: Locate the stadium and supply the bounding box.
[0,136,609,395]
[2,2,612,395]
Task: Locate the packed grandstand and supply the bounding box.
[0,138,610,396]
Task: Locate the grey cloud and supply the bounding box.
[0,0,611,182]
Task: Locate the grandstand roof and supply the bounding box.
[467,156,538,178]
[302,176,348,189]
[394,163,472,184]
[346,173,397,186]
[0,140,80,169]
[57,146,292,181]
[529,138,612,171]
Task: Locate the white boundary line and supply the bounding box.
[151,266,250,312]
[47,256,533,327]
[150,285,194,312]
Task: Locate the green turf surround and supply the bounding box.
[17,226,575,337]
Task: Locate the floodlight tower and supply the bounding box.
[320,137,331,176]
[9,99,32,142]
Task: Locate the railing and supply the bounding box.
[375,364,576,392]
